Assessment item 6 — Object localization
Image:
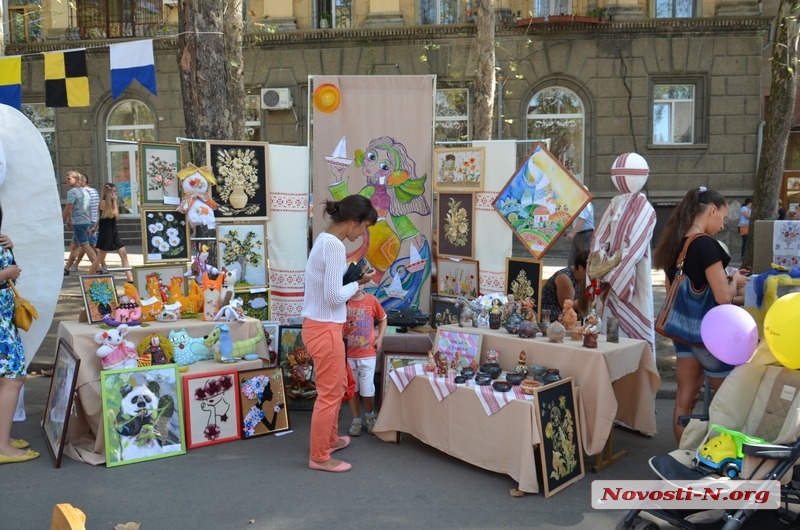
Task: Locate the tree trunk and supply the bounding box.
[177,0,246,164]
[745,0,798,267]
[473,0,496,141]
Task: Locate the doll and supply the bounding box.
[176,164,219,230]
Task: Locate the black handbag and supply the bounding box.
[342,258,369,285]
[655,234,717,347]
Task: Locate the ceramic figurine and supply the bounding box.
[434,351,449,377]
[504,312,521,334]
[560,299,578,330]
[424,350,436,373]
[546,320,566,343]
[513,350,529,376]
[582,310,601,349]
[477,309,490,328]
[485,349,500,364]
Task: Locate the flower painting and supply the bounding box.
[216,221,268,290]
[436,258,479,299]
[237,368,289,438]
[207,141,269,218]
[433,147,485,191]
[183,371,241,449]
[141,209,190,264]
[79,275,118,323]
[437,192,474,259]
[139,142,182,204]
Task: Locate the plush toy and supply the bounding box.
[95,324,139,370]
[185,245,220,287]
[136,333,173,366]
[214,298,246,322]
[202,272,224,321]
[168,328,214,366]
[102,293,142,327]
[205,323,264,362]
[155,301,182,322]
[176,164,219,230]
[219,268,238,307]
[140,274,164,322]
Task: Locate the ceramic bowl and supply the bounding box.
[481,363,503,379]
[474,373,492,385]
[454,375,466,384]
[492,380,512,392]
[505,372,525,385]
[520,379,542,395]
[461,367,476,380]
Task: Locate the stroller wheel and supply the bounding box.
[616,516,659,530]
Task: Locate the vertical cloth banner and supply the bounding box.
[266,145,310,324]
[310,75,435,312]
[44,49,90,107]
[0,56,22,110]
[473,140,516,293]
[110,39,157,99]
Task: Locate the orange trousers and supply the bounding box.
[303,319,346,463]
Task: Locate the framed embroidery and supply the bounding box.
[216,220,269,290]
[79,275,118,324]
[206,140,269,218]
[141,209,191,264]
[139,142,182,205]
[182,370,240,448]
[237,367,289,438]
[437,192,475,259]
[433,146,485,192]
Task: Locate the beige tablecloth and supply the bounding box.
[373,376,542,493]
[60,318,266,465]
[374,325,660,484]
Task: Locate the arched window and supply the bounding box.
[526,87,585,182]
[105,100,155,215]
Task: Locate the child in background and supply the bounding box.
[345,287,387,436]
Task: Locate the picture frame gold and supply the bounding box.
[436,258,479,299]
[381,352,429,402]
[238,367,290,438]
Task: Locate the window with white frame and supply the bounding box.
[435,88,470,142]
[420,0,463,24]
[652,84,695,145]
[526,86,585,180]
[245,93,261,141]
[654,0,695,18]
[106,100,156,215]
[534,0,573,17]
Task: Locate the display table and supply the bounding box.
[374,325,660,491]
[59,318,267,465]
[374,367,541,493]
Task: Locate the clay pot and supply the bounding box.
[546,321,566,342]
[505,372,525,385]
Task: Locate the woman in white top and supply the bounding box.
[302,195,377,473]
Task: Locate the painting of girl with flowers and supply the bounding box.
[141,209,190,264]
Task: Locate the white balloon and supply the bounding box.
[0,104,64,365]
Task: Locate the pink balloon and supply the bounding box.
[700,305,759,365]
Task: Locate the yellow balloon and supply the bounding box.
[764,292,800,369]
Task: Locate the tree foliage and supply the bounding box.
[745,0,799,266]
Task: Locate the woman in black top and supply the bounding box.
[540,250,588,322]
[654,186,749,442]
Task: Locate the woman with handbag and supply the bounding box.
[0,210,39,463]
[654,186,750,442]
[301,195,377,473]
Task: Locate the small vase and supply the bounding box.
[489,312,502,330]
[229,184,248,209]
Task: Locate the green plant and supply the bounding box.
[587,6,607,19]
[320,12,332,27]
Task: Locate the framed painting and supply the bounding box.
[239,290,270,321]
[433,327,482,371]
[100,364,186,468]
[189,236,218,273]
[436,258,479,299]
[493,142,592,260]
[381,352,429,402]
[437,192,475,259]
[133,264,187,300]
[534,377,584,497]
[182,370,241,449]
[139,141,182,206]
[79,275,118,324]
[433,146,485,191]
[260,320,281,367]
[41,339,81,468]
[216,220,269,290]
[141,209,191,264]
[431,296,461,329]
[505,257,543,315]
[237,367,290,438]
[277,325,317,411]
[206,140,269,218]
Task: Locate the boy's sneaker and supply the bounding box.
[348,420,362,437]
[365,415,377,435]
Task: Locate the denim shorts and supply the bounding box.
[88,231,97,246]
[71,224,91,245]
[674,341,734,378]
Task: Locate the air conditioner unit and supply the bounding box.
[261,88,293,110]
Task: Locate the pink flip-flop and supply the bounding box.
[308,459,352,473]
[330,436,351,453]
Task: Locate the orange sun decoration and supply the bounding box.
[313,83,341,113]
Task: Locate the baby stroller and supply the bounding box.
[619,343,800,530]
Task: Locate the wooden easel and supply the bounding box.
[592,430,626,472]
